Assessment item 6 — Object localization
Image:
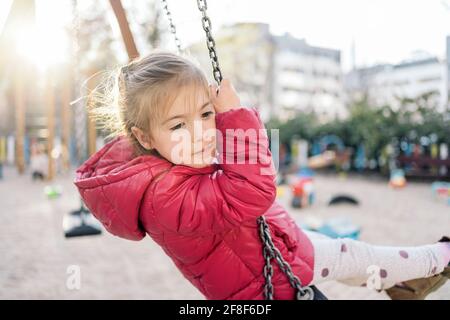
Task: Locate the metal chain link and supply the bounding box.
[71,0,88,165]
[258,216,315,300]
[164,0,309,300]
[196,0,223,85]
[161,0,183,54]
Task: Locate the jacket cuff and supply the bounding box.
[215,107,263,131]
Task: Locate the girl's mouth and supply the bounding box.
[193,142,215,155]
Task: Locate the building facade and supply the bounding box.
[272,33,346,121]
[345,40,449,112]
[189,23,346,122]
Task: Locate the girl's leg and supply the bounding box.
[309,237,450,290]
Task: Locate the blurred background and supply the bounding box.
[0,0,449,299]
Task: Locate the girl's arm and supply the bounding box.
[152,81,277,235]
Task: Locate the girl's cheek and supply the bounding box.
[205,121,217,142]
[208,117,216,130]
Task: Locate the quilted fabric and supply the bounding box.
[74,107,314,299]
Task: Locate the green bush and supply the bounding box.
[265,93,450,164]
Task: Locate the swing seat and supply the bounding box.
[63,206,102,238]
[328,194,359,206]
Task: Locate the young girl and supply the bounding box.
[74,51,449,300]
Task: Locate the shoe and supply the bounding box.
[385,275,447,300]
[386,236,450,300]
[438,236,450,274]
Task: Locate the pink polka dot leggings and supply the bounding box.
[305,231,450,290]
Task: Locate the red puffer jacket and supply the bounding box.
[74,107,314,300]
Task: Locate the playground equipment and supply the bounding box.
[354,144,366,171]
[396,139,450,180]
[287,138,337,176]
[318,217,361,240]
[328,194,359,206]
[311,135,352,171]
[2,1,75,177]
[300,216,361,240]
[290,168,315,208]
[289,151,361,209]
[389,169,407,188]
[431,181,450,205]
[60,0,104,239]
[108,0,325,300]
[0,0,326,300]
[307,150,336,169]
[63,203,102,238]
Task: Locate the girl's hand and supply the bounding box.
[209,79,241,114]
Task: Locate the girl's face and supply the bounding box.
[148,84,217,168]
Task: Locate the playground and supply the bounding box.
[0,166,448,299]
[0,0,449,301]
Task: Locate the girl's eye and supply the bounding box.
[170,123,185,131]
[202,111,214,119]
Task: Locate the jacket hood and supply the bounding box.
[73,136,173,240]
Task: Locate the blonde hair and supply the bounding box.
[87,51,209,156]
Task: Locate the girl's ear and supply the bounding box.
[131,126,152,150]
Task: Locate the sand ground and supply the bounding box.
[0,167,448,299]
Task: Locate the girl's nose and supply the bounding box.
[192,141,205,154]
[192,119,205,143]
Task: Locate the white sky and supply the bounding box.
[1,0,449,71]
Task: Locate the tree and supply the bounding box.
[266,91,450,172]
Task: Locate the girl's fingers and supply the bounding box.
[209,84,218,100]
[219,79,235,94]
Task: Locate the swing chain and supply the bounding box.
[196,0,223,85]
[161,0,183,54]
[257,216,315,300]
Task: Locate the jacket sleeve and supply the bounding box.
[152,107,277,235]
